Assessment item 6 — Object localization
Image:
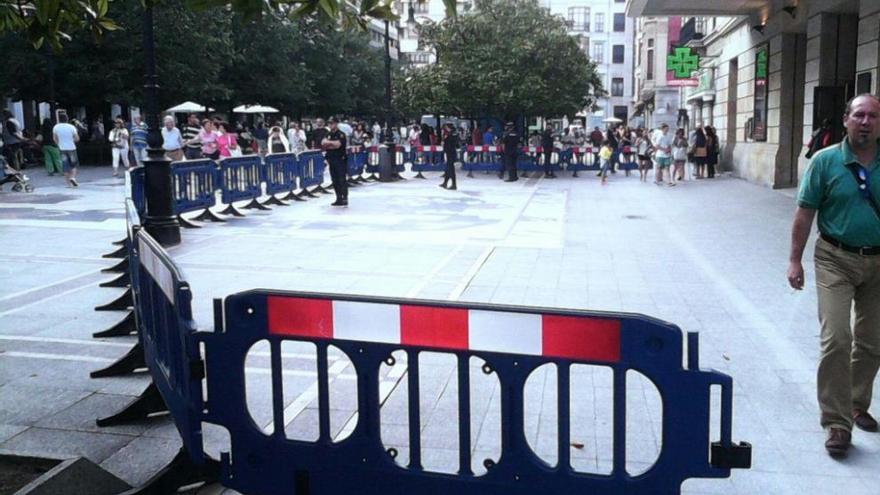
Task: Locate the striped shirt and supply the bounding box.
[182,124,201,149]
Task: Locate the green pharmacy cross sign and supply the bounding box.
[667,46,700,79]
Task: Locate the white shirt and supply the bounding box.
[162,127,183,150]
[53,123,79,151]
[338,122,353,137]
[652,129,672,158]
[287,128,306,152]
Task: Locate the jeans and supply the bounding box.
[60,150,79,172]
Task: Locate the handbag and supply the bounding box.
[227,135,243,157]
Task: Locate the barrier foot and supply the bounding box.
[90,342,145,378]
[96,382,167,427]
[467,171,474,178]
[282,191,307,202]
[95,289,133,312]
[414,171,426,179]
[101,257,129,274]
[315,185,333,194]
[102,246,127,259]
[711,441,752,469]
[219,204,246,217]
[346,180,360,187]
[242,198,271,211]
[112,238,128,247]
[118,448,220,495]
[261,195,289,207]
[297,189,318,199]
[176,214,202,229]
[99,273,130,289]
[192,208,227,223]
[367,173,379,181]
[93,312,136,338]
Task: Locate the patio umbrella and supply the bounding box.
[166,101,213,113]
[233,104,280,114]
[602,116,623,124]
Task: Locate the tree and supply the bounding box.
[395,0,604,121]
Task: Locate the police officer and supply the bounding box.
[323,117,348,206]
[440,123,459,190]
[501,122,520,182]
[541,124,556,178]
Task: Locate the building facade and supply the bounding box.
[562,0,635,127]
[627,0,880,189]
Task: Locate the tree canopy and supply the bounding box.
[395,0,604,120]
[0,0,392,118]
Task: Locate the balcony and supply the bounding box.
[678,17,704,46]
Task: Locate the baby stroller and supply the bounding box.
[0,156,35,192]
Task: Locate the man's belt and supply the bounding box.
[820,233,880,255]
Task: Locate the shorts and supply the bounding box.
[655,156,672,168]
[60,150,79,172]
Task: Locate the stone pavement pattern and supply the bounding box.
[0,165,877,494]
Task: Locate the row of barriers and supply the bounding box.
[87,172,751,494]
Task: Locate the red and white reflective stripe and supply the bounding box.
[416,145,443,152]
[267,296,621,362]
[573,146,593,153]
[138,236,175,303]
[348,146,364,153]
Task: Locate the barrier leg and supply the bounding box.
[93,312,137,338]
[192,207,227,223]
[94,288,133,312]
[102,246,127,259]
[282,190,307,202]
[260,194,289,207]
[112,238,128,247]
[101,257,129,274]
[296,188,318,199]
[90,342,145,378]
[219,203,246,217]
[242,198,271,211]
[176,214,202,229]
[117,448,220,495]
[314,184,333,194]
[96,382,167,427]
[99,273,130,289]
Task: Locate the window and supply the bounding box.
[647,49,654,79]
[613,106,628,122]
[647,38,654,48]
[595,13,604,32]
[613,13,625,32]
[612,45,624,64]
[414,2,428,13]
[592,42,605,63]
[611,78,624,96]
[567,6,590,31]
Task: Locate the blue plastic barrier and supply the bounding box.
[463,145,502,176]
[619,146,638,171]
[567,146,598,176]
[346,146,369,183]
[366,145,407,179]
[411,145,446,178]
[517,146,563,173]
[219,155,264,215]
[133,227,205,461]
[297,150,327,197]
[262,153,297,206]
[127,166,147,217]
[171,160,220,227]
[195,290,751,495]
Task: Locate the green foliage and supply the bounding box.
[0,0,119,51]
[395,0,604,120]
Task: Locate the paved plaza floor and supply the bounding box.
[0,164,878,494]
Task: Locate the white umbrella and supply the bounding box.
[233,104,280,114]
[166,101,213,113]
[602,116,623,124]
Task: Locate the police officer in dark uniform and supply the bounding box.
[440,123,460,190]
[501,122,520,182]
[323,117,348,206]
[541,124,556,178]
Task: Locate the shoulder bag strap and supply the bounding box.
[845,163,880,220]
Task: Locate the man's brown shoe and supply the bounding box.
[825,428,851,457]
[853,410,879,432]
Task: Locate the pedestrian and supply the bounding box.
[787,93,880,458]
[182,114,202,160]
[130,115,148,166]
[216,122,240,158]
[440,123,459,190]
[472,125,482,146]
[323,117,348,206]
[604,126,619,175]
[197,119,220,160]
[253,121,269,156]
[267,125,289,154]
[705,125,719,178]
[309,118,327,150]
[635,128,653,182]
[162,115,184,162]
[108,118,131,177]
[541,124,556,178]
[372,121,382,143]
[651,124,673,185]
[91,117,105,142]
[53,112,80,187]
[805,118,835,159]
[501,122,520,182]
[351,123,367,147]
[671,128,688,186]
[598,140,614,185]
[40,118,62,176]
[482,126,495,146]
[419,123,432,146]
[1,110,24,170]
[692,127,708,179]
[589,126,603,166]
[287,122,306,154]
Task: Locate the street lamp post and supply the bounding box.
[141,4,180,247]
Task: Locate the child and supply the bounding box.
[671,128,688,186]
[599,140,614,185]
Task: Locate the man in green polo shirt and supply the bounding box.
[788,94,880,457]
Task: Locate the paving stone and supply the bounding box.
[0,426,135,463]
[100,435,181,486]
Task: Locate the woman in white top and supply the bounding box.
[267,126,290,154]
[108,118,130,177]
[287,122,306,154]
